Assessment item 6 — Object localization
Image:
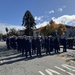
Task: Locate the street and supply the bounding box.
[0,42,75,75]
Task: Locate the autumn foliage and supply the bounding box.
[39,20,66,36]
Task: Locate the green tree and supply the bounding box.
[5,27,8,33]
[22,10,36,36]
[5,27,9,36]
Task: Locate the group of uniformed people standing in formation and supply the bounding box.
[6,35,67,58]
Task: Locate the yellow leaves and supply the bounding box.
[39,20,66,36]
[58,24,66,35]
[46,24,50,30]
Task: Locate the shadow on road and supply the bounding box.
[0,42,69,66]
[0,50,65,66]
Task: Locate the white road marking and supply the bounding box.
[63,64,75,69]
[39,64,75,75]
[67,72,74,75]
[55,66,66,72]
[48,69,61,75]
[62,64,75,72]
[55,66,74,75]
[45,69,53,75]
[62,64,72,70]
[39,71,45,75]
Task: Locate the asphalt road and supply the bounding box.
[0,41,75,75]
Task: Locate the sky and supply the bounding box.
[0,0,75,34]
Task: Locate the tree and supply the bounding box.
[5,27,9,36]
[40,20,66,36]
[8,28,18,36]
[22,10,36,36]
[40,24,51,36]
[49,20,57,36]
[49,20,66,36]
[0,33,3,40]
[5,27,8,33]
[58,24,66,36]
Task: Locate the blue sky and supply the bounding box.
[0,0,75,33]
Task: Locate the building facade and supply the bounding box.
[65,25,75,37]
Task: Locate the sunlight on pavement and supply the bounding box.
[57,56,75,63]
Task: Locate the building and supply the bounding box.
[33,29,40,37]
[16,25,75,37]
[17,30,25,35]
[33,25,75,37]
[65,25,75,37]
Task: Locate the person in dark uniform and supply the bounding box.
[32,37,36,54]
[54,36,60,53]
[41,36,45,50]
[16,36,22,52]
[50,36,54,52]
[45,36,50,54]
[13,35,17,49]
[25,36,32,58]
[10,36,13,49]
[62,36,67,52]
[21,36,26,55]
[6,36,10,49]
[36,36,41,56]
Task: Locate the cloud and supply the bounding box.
[49,10,54,14]
[58,8,63,12]
[34,16,43,21]
[36,21,49,28]
[58,6,66,12]
[0,21,49,34]
[52,15,75,26]
[0,23,24,34]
